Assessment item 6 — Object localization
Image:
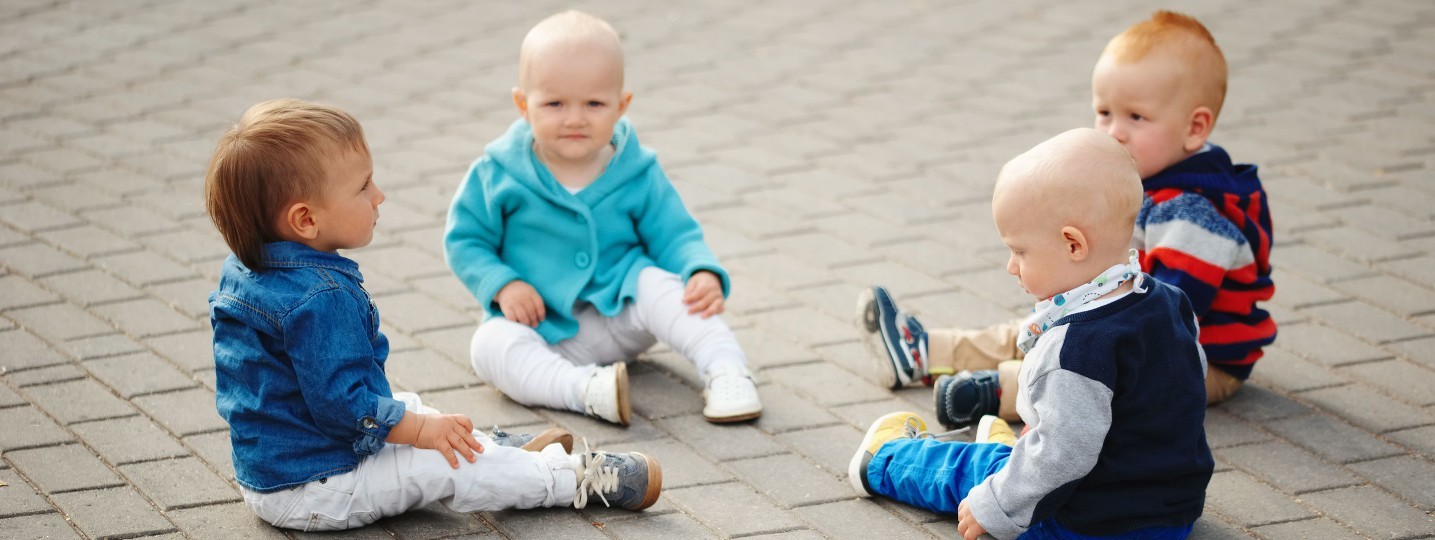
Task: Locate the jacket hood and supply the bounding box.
[482,116,656,201]
[1142,144,1262,198]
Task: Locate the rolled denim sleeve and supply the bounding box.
[283,287,401,455]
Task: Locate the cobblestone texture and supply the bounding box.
[4,0,1435,538]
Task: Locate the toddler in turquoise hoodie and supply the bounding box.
[444,10,761,425]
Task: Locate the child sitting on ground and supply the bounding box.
[445,11,761,425]
[858,10,1273,425]
[206,98,660,531]
[849,128,1214,540]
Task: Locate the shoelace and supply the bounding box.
[573,439,619,509]
[902,417,968,439]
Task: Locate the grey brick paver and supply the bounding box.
[0,243,89,278]
[1301,485,1435,540]
[792,499,932,539]
[374,504,494,538]
[1273,322,1392,367]
[83,352,195,398]
[1250,517,1363,540]
[51,486,176,538]
[0,329,68,372]
[1214,441,1361,494]
[728,453,855,508]
[0,275,59,310]
[6,303,114,342]
[70,416,189,465]
[167,503,288,540]
[483,508,607,539]
[0,469,54,518]
[120,457,239,510]
[0,512,84,539]
[1301,384,1433,433]
[36,269,146,307]
[1203,471,1314,527]
[6,444,124,494]
[132,388,227,436]
[602,512,718,539]
[1264,413,1406,464]
[89,298,202,338]
[652,414,785,462]
[23,378,134,425]
[143,329,219,373]
[0,405,73,451]
[666,482,804,537]
[1346,455,1435,510]
[4,364,86,387]
[385,349,483,393]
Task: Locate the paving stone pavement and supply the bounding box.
[2,0,1434,538]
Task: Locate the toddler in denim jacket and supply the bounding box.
[205,98,661,531]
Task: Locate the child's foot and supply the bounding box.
[848,411,926,497]
[933,370,1000,429]
[702,368,762,423]
[584,363,631,426]
[491,426,575,453]
[856,286,928,390]
[975,415,1016,446]
[573,447,662,510]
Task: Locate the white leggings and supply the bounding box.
[241,393,576,532]
[470,267,748,412]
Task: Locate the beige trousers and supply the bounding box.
[929,320,1242,419]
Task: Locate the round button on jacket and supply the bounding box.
[574,252,591,268]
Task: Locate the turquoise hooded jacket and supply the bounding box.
[444,117,729,344]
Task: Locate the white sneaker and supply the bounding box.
[702,368,762,423]
[584,363,631,425]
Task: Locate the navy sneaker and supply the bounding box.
[491,426,574,453]
[856,286,929,389]
[574,448,662,510]
[934,370,1001,429]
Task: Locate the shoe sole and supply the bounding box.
[519,427,575,453]
[630,452,663,510]
[616,362,631,426]
[975,415,996,443]
[703,408,762,423]
[847,411,919,498]
[854,288,900,390]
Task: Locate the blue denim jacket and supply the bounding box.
[210,242,406,493]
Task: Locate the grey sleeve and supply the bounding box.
[967,335,1114,540]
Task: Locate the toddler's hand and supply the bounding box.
[683,270,724,318]
[957,499,987,540]
[495,280,545,327]
[412,413,484,469]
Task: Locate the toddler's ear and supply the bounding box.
[1062,226,1089,262]
[512,88,528,116]
[280,202,319,241]
[1184,107,1214,152]
[618,91,633,114]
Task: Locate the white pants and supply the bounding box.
[241,393,576,532]
[470,267,748,412]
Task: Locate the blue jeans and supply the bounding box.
[865,438,1193,539]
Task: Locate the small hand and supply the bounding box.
[495,280,545,327]
[413,413,485,469]
[957,499,987,540]
[683,271,725,318]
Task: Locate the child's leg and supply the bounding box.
[926,320,1024,377]
[865,437,1011,514]
[618,267,747,377]
[1206,367,1243,404]
[469,318,594,412]
[243,395,577,531]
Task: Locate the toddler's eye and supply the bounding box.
[1130,113,1144,121]
[588,101,605,107]
[545,101,561,108]
[1096,110,1110,117]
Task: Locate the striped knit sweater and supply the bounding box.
[1134,144,1275,380]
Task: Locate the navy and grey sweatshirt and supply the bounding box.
[969,277,1215,538]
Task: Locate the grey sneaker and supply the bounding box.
[491,426,575,453]
[573,445,662,510]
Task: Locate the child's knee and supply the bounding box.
[470,320,540,370]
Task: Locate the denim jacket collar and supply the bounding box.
[259,242,364,282]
